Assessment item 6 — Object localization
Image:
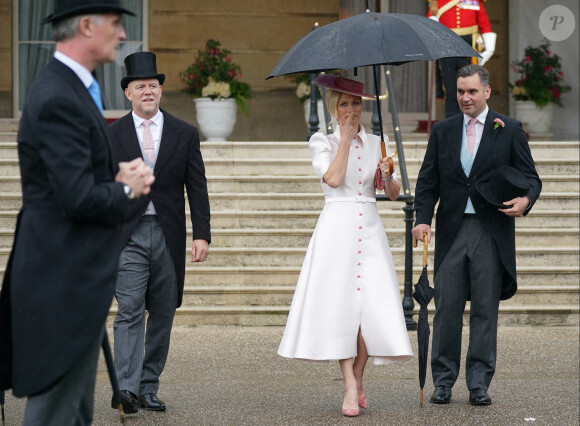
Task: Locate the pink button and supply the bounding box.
[358,168,362,171]
[357,288,360,291]
[358,238,362,242]
[357,262,361,266]
[359,213,363,216]
[357,275,361,278]
[359,225,362,229]
[358,157,361,160]
[358,192,362,196]
[358,181,362,184]
[358,250,361,254]
[355,146,359,149]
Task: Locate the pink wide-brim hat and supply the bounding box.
[313,75,374,99]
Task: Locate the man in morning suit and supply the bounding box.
[411,65,541,406]
[0,1,154,424]
[109,52,211,413]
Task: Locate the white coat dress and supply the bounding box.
[278,125,413,365]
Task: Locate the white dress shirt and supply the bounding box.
[132,109,164,215]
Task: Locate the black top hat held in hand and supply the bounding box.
[42,0,135,24]
[476,165,530,208]
[121,52,166,90]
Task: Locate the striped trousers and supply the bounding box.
[113,216,178,396]
[431,214,503,391]
[23,327,104,425]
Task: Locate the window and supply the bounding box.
[15,0,145,114]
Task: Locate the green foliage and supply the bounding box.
[179,39,253,114]
[284,71,341,102]
[510,40,571,108]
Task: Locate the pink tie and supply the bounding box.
[467,118,477,156]
[142,120,155,163]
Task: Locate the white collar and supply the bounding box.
[464,105,489,127]
[132,109,163,128]
[54,51,94,89]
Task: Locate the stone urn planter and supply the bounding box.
[194,97,237,142]
[514,100,553,134]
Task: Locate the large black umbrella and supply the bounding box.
[412,234,435,406]
[266,10,480,159]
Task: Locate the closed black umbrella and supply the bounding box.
[412,234,435,406]
[266,10,480,159]
[102,331,126,423]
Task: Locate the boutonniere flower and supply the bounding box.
[494,118,505,130]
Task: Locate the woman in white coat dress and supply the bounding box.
[278,75,413,417]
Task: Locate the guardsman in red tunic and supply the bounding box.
[428,0,497,117]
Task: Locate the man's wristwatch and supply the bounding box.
[123,184,135,200]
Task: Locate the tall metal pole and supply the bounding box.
[383,65,417,330]
[307,23,320,140]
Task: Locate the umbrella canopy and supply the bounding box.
[266,11,480,159]
[412,236,435,406]
[266,12,480,79]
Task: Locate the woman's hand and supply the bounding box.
[380,156,400,201]
[339,111,358,144]
[379,156,394,180]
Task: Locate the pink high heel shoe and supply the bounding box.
[342,407,360,417]
[358,395,368,409]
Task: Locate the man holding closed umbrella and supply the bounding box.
[412,65,541,406]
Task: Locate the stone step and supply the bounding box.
[1,173,576,195]
[203,173,580,193]
[4,264,577,288]
[1,226,576,249]
[189,246,576,268]
[106,303,579,327]
[0,208,577,231]
[197,140,577,161]
[5,245,574,268]
[104,284,579,309]
[0,120,19,133]
[0,140,577,161]
[4,156,565,177]
[197,158,580,177]
[0,190,576,213]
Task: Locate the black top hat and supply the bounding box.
[42,0,135,24]
[476,165,530,208]
[120,52,166,90]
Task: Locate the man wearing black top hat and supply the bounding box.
[109,51,210,413]
[412,65,541,406]
[0,1,155,424]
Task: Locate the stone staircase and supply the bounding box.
[0,119,578,327]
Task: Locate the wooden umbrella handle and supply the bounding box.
[380,141,395,174]
[422,232,428,266]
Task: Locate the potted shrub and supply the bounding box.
[179,39,252,141]
[510,40,571,133]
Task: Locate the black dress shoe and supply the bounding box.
[469,388,492,405]
[139,393,166,411]
[430,386,452,404]
[112,390,139,414]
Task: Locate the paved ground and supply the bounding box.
[2,326,578,425]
